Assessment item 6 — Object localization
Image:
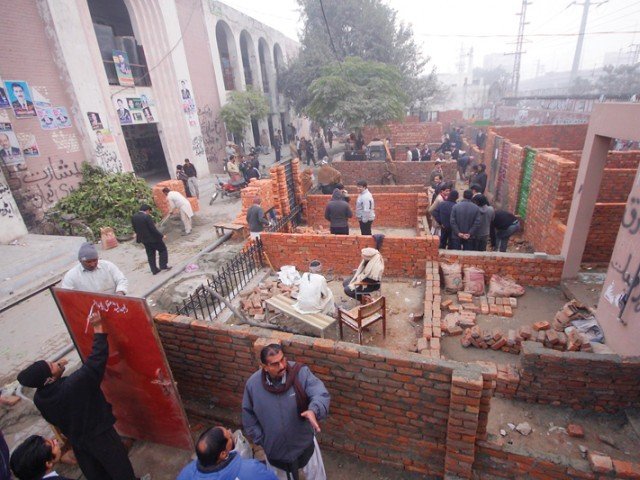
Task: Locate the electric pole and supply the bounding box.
[506,0,530,96]
[570,0,608,80]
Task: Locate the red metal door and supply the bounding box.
[52,288,193,451]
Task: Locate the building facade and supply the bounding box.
[0,0,299,240]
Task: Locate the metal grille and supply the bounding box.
[267,204,302,233]
[176,239,264,320]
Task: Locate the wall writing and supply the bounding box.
[197,104,222,164]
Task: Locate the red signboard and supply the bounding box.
[52,288,193,451]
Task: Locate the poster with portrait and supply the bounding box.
[112,50,134,87]
[18,133,40,157]
[0,76,9,109]
[113,96,133,125]
[0,123,25,166]
[131,111,145,124]
[126,97,143,110]
[4,80,37,118]
[52,107,72,129]
[37,108,57,130]
[142,106,155,123]
[95,129,115,145]
[87,112,103,130]
[31,86,52,109]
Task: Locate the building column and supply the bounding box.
[39,0,131,172]
[125,0,208,175]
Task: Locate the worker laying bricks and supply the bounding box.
[343,247,385,301]
[17,311,140,480]
[177,426,277,480]
[242,344,330,480]
[316,160,342,194]
[163,187,194,236]
[293,261,335,317]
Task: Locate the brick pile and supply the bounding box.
[152,180,200,216]
[232,179,275,228]
[239,279,297,319]
[270,164,291,217]
[418,260,442,357]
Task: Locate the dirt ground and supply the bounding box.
[439,287,569,366]
[258,277,424,352]
[488,397,640,463]
[373,226,418,237]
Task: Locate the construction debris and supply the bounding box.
[239,279,298,317]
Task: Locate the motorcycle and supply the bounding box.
[210,175,247,204]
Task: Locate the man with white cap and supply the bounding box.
[60,242,128,295]
[343,248,384,300]
[163,187,194,236]
[293,261,335,316]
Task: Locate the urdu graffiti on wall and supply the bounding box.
[0,181,17,217]
[621,196,640,235]
[197,103,223,163]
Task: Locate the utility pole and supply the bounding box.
[631,43,640,64]
[570,0,608,80]
[506,0,530,97]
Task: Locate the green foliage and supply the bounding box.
[307,57,408,130]
[219,88,270,141]
[281,0,444,117]
[56,163,158,237]
[595,63,640,96]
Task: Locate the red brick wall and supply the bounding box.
[503,144,524,212]
[333,160,457,186]
[506,341,640,412]
[491,124,588,150]
[567,149,640,169]
[0,2,86,226]
[306,193,425,229]
[598,169,636,202]
[362,119,443,145]
[437,110,464,132]
[582,203,627,263]
[344,185,426,194]
[154,314,495,477]
[260,232,439,277]
[439,251,564,286]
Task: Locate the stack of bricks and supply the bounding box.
[530,320,593,353]
[290,158,306,221]
[233,179,275,228]
[419,261,442,358]
[495,364,520,397]
[239,280,298,320]
[152,180,200,216]
[486,296,515,317]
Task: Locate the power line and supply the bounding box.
[416,29,640,38]
[319,0,342,63]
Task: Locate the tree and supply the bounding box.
[595,63,640,96]
[281,0,443,116]
[307,57,408,130]
[219,88,269,142]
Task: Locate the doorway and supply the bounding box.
[122,123,169,180]
[251,118,260,148]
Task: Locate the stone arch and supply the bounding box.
[215,20,239,90]
[239,30,259,89]
[258,37,275,95]
[273,43,285,98]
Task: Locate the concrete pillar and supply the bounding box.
[0,169,28,243]
[561,134,610,278]
[39,0,131,172]
[125,0,208,175]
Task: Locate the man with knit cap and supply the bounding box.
[17,311,137,480]
[60,242,128,294]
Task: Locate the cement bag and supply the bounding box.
[487,274,525,297]
[278,265,301,286]
[463,267,486,296]
[232,430,253,459]
[100,227,118,250]
[441,262,463,293]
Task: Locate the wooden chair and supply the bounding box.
[338,296,386,345]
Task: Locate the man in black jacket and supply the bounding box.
[132,204,171,275]
[17,312,137,480]
[325,188,353,235]
[450,190,481,250]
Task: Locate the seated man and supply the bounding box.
[343,248,384,300]
[177,426,276,480]
[9,435,71,480]
[294,261,335,316]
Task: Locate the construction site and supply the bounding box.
[1,102,640,480]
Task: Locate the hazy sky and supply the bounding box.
[218,0,639,79]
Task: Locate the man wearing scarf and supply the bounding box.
[343,248,385,300]
[242,344,330,480]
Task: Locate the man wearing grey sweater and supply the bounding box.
[242,344,330,480]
